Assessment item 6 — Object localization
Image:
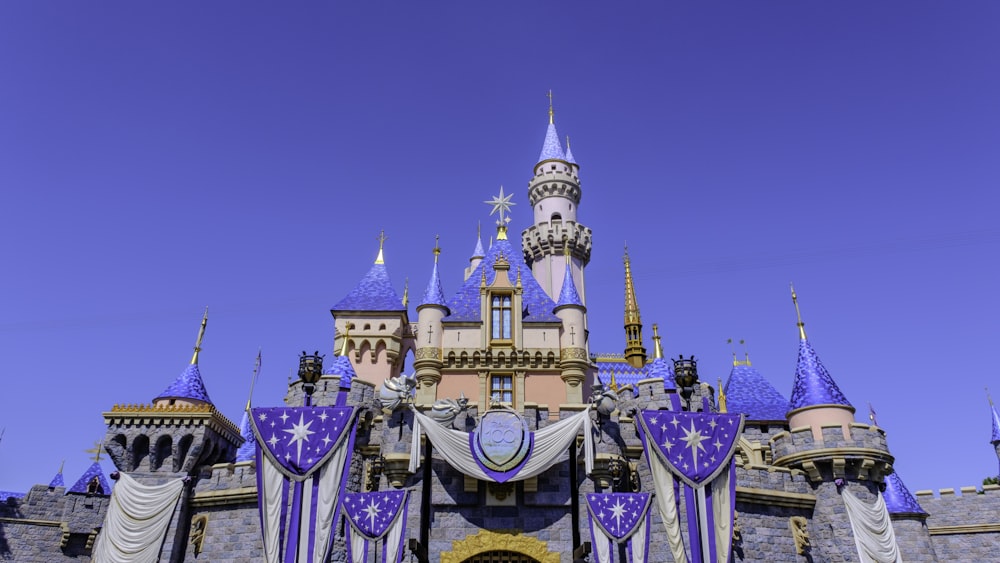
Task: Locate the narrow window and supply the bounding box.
[491,295,512,340]
[490,374,513,405]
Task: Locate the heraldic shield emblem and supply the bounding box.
[470,406,533,482]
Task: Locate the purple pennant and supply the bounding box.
[585,492,652,542]
[342,490,408,540]
[638,410,744,488]
[250,406,355,479]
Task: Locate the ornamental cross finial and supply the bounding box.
[375,230,388,264]
[84,441,105,463]
[547,90,554,124]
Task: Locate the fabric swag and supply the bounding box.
[92,473,185,563]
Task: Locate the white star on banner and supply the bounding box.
[280,411,289,423]
[283,413,316,463]
[363,499,382,530]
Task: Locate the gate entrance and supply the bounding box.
[463,551,540,563]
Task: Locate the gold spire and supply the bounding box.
[718,378,728,413]
[547,90,554,124]
[375,230,388,264]
[245,349,261,410]
[652,323,664,359]
[402,277,409,307]
[191,307,208,365]
[790,283,807,340]
[624,245,641,325]
[623,244,647,369]
[339,323,352,357]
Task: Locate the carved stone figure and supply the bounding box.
[789,515,809,555]
[428,392,469,427]
[377,375,416,412]
[190,514,209,555]
[592,385,619,418]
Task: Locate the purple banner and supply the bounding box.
[251,406,355,479]
[637,410,744,488]
[342,490,408,540]
[585,492,652,542]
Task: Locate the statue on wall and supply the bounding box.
[789,516,810,555]
[377,375,416,412]
[428,392,469,428]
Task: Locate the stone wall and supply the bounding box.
[917,484,1000,561]
[0,485,109,562]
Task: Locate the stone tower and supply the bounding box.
[622,247,647,369]
[102,310,243,563]
[331,234,415,385]
[521,95,593,305]
[553,246,588,403]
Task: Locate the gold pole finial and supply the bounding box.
[433,235,441,263]
[375,230,388,264]
[790,283,807,340]
[191,307,208,365]
[718,378,728,413]
[339,323,352,357]
[624,244,641,325]
[245,349,261,410]
[547,90,554,124]
[84,441,105,463]
[652,324,664,359]
[402,278,409,307]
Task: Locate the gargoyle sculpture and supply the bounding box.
[377,375,416,412]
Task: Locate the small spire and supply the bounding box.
[402,277,409,307]
[375,230,388,264]
[245,349,261,410]
[652,324,664,359]
[515,266,522,288]
[718,378,728,413]
[59,459,65,474]
[547,89,554,124]
[339,323,352,356]
[623,244,647,369]
[868,402,878,426]
[790,283,807,340]
[564,135,577,164]
[624,245,641,325]
[190,307,208,365]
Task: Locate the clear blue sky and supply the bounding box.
[1,2,997,496]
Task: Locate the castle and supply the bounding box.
[1,104,999,563]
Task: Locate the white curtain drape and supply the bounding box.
[311,441,351,563]
[92,473,185,563]
[842,488,903,563]
[711,466,732,563]
[631,516,648,563]
[409,408,594,480]
[350,532,368,563]
[648,458,688,563]
[589,520,613,563]
[260,456,284,563]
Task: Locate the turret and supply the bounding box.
[331,231,414,384]
[521,92,593,303]
[464,224,485,281]
[414,238,449,405]
[553,245,587,403]
[622,246,647,369]
[989,390,1000,476]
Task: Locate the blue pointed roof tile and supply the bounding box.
[332,263,405,312]
[725,364,790,422]
[647,357,676,389]
[445,237,559,323]
[324,355,357,390]
[235,410,256,462]
[154,363,212,404]
[419,261,449,311]
[789,338,852,412]
[554,262,583,310]
[990,400,1000,443]
[564,142,577,164]
[538,122,565,163]
[48,469,64,488]
[472,236,485,259]
[67,462,111,495]
[883,471,927,515]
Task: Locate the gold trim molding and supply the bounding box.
[440,529,559,563]
[928,523,1000,535]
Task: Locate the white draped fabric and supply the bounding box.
[589,521,613,563]
[311,442,351,563]
[710,467,732,563]
[349,532,368,563]
[260,459,285,563]
[92,473,185,563]
[842,488,903,563]
[408,408,594,480]
[630,516,649,563]
[648,458,688,563]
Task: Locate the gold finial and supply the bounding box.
[480,266,487,288]
[652,324,664,359]
[191,307,208,365]
[790,283,807,340]
[84,441,104,463]
[339,323,352,357]
[623,244,641,325]
[245,349,261,410]
[402,277,409,307]
[729,338,751,366]
[375,230,388,264]
[515,266,522,288]
[564,242,572,258]
[547,90,554,124]
[433,235,441,263]
[718,378,728,413]
[609,371,618,392]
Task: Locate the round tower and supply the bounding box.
[553,246,587,403]
[414,239,448,405]
[521,94,593,304]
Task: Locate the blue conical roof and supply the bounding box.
[48,467,64,488]
[564,140,577,164]
[648,357,676,389]
[990,400,1000,443]
[725,364,790,422]
[789,338,852,412]
[554,261,583,310]
[324,355,357,390]
[332,263,405,312]
[883,471,927,515]
[445,236,559,323]
[235,410,256,462]
[67,462,111,495]
[154,363,212,404]
[472,235,485,259]
[538,122,565,163]
[419,261,449,311]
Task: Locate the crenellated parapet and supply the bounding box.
[770,423,893,482]
[521,221,592,267]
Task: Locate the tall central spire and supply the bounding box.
[538,91,565,163]
[623,245,647,369]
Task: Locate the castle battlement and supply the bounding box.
[770,423,893,482]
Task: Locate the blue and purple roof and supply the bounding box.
[235,409,256,462]
[67,462,111,495]
[882,471,927,516]
[725,364,790,422]
[154,363,213,404]
[324,354,357,390]
[647,357,676,390]
[472,235,485,259]
[332,263,405,312]
[48,467,65,488]
[418,260,449,312]
[788,338,853,413]
[990,399,1000,443]
[538,122,566,163]
[554,261,583,310]
[445,237,559,323]
[595,359,647,390]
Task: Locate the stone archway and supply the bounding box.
[440,530,559,563]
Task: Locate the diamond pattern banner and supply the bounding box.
[637,410,744,488]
